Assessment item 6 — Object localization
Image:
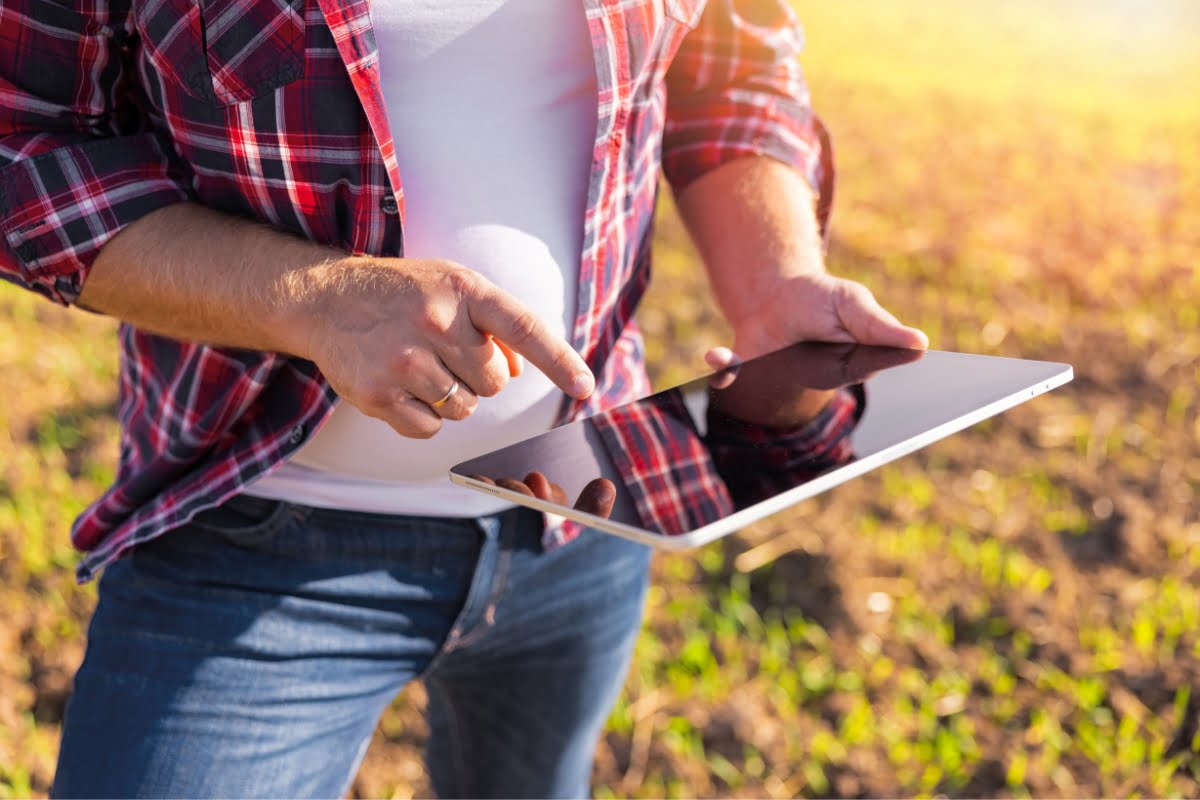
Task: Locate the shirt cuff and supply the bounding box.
[0,132,192,306]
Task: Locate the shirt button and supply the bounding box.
[288,424,305,445]
[380,193,399,216]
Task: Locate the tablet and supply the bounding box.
[449,342,1073,549]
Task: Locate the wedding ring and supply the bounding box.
[429,380,460,409]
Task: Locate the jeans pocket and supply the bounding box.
[188,494,296,547]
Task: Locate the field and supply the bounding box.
[2,0,1198,796]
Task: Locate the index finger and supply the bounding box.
[467,283,594,399]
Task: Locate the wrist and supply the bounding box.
[268,253,350,360]
[724,257,828,325]
[727,271,831,350]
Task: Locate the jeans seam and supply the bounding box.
[448,541,512,651]
[428,677,469,799]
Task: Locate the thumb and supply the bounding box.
[837,280,929,349]
[704,346,741,390]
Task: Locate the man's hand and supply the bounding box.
[80,203,594,440]
[467,472,617,519]
[284,257,594,439]
[707,341,924,427]
[719,271,928,362]
[675,157,928,366]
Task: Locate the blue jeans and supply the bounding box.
[53,495,651,798]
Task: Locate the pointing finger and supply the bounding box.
[467,283,594,399]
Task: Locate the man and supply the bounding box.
[0,0,926,796]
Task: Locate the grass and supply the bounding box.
[2,0,1199,796]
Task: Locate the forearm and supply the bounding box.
[78,202,334,356]
[77,201,593,438]
[677,154,926,358]
[675,156,824,332]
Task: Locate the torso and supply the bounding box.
[248,0,599,515]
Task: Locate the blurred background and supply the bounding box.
[1,0,1197,796]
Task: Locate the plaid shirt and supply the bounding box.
[0,0,833,582]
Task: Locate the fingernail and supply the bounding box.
[709,346,734,364]
[571,372,595,398]
[913,329,930,348]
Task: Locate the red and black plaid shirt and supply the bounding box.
[1,0,836,581]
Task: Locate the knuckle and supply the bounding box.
[444,268,476,297]
[503,310,541,346]
[386,419,413,437]
[418,307,454,337]
[444,401,473,422]
[357,381,396,415]
[402,416,441,439]
[389,347,420,373]
[846,281,874,303]
[472,367,508,398]
[554,349,579,373]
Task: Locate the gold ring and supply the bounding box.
[429,380,460,409]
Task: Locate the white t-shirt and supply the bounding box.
[248,0,598,515]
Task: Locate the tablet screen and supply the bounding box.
[450,343,1072,547]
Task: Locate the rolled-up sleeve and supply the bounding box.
[0,1,191,306]
[662,0,830,207]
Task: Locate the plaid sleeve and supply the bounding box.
[662,0,831,210]
[707,385,864,510]
[0,1,192,306]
